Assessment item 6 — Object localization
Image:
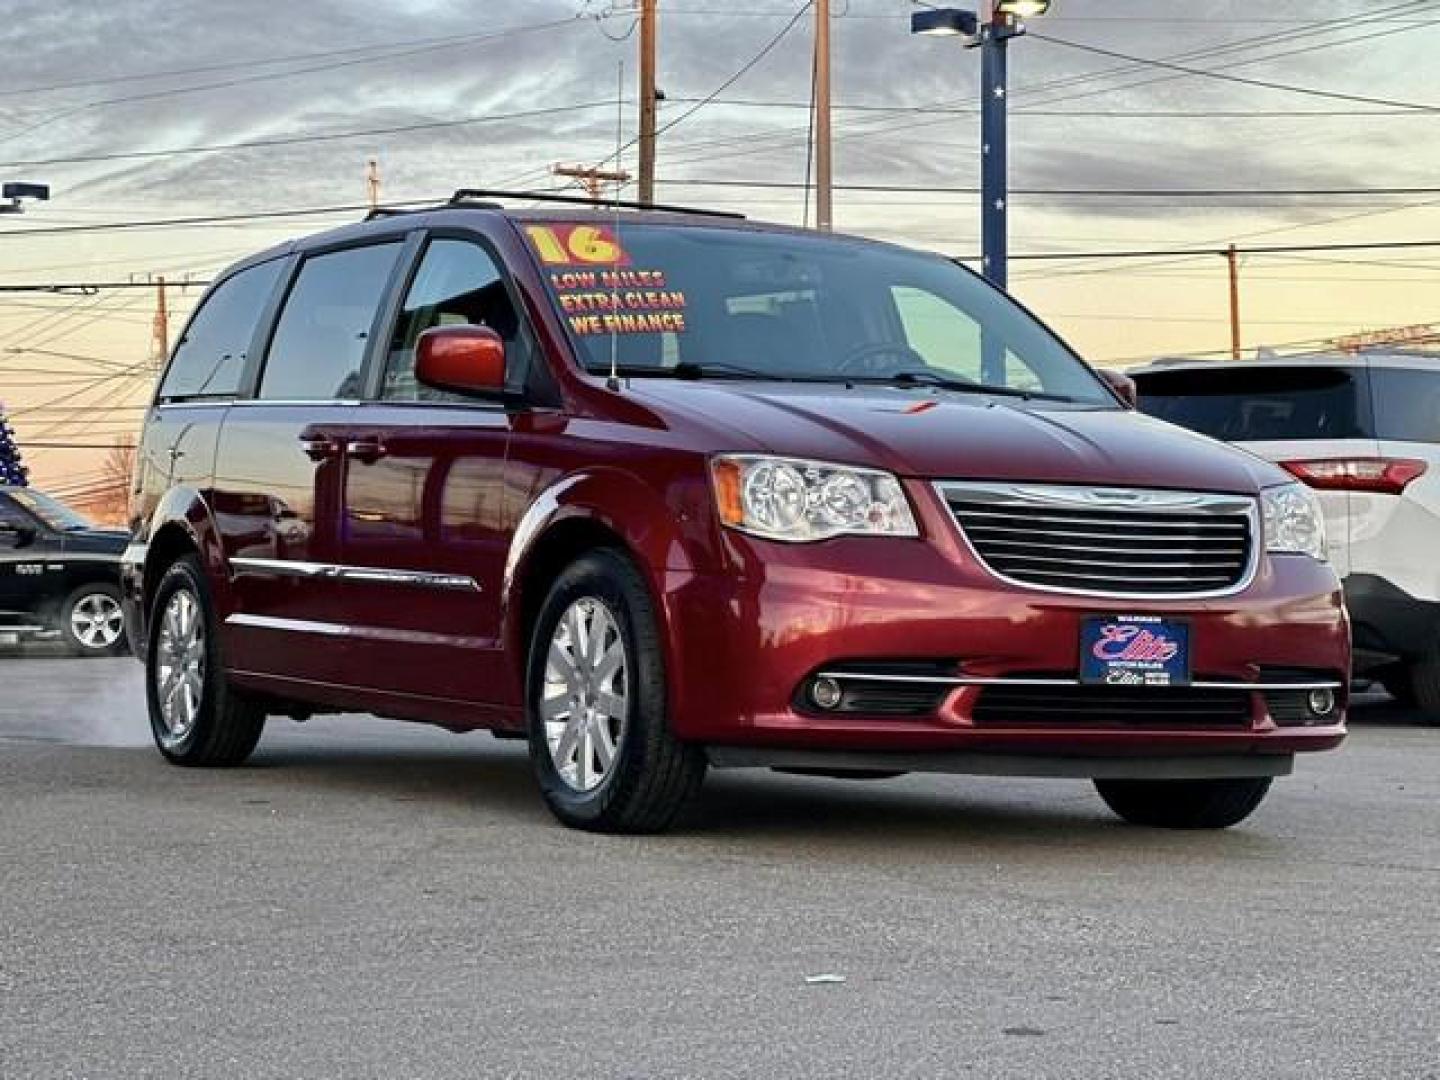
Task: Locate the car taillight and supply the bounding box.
[1281,457,1428,495]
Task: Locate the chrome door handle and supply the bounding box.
[345,438,388,464]
[299,434,337,461]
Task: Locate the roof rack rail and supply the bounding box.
[448,188,745,220]
[363,198,507,222]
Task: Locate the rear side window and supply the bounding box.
[159,259,283,400]
[1370,368,1440,443]
[259,243,400,401]
[1136,366,1368,441]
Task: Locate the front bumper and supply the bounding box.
[661,525,1348,767]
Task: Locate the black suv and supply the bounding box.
[0,487,128,655]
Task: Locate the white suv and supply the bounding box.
[1132,353,1440,720]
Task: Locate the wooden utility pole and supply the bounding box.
[552,163,632,202]
[1226,244,1241,361]
[638,0,658,205]
[815,0,833,231]
[152,276,169,369]
[365,158,382,211]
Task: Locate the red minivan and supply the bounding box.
[123,191,1348,833]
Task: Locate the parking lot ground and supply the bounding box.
[1,655,1437,1079]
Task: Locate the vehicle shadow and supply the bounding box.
[123,694,1428,851]
[240,733,1276,855]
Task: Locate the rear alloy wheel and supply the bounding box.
[60,584,126,656]
[527,549,706,833]
[1094,777,1273,830]
[146,555,265,766]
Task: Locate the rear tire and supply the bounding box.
[146,555,264,766]
[1376,666,1416,708]
[1094,777,1273,830]
[59,583,127,657]
[1399,644,1440,725]
[526,548,706,833]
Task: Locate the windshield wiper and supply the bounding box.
[672,360,778,380]
[867,370,1076,403]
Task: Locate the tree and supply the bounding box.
[69,439,135,525]
[0,409,27,487]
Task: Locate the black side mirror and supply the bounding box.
[0,522,37,548]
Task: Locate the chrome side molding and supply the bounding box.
[229,557,480,593]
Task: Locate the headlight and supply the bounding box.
[1262,482,1327,561]
[710,455,919,542]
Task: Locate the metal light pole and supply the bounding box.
[912,1,1050,290]
[979,10,1011,290]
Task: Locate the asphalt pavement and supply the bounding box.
[0,653,1436,1079]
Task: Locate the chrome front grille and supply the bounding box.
[935,483,1258,599]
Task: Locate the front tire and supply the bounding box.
[60,583,127,656]
[1094,777,1273,830]
[146,555,264,766]
[526,549,706,833]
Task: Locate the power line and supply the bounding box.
[1030,29,1440,114]
[6,238,1440,303]
[652,1,1439,172]
[18,442,136,450]
[668,97,1440,119]
[0,199,434,239]
[0,17,586,149]
[598,0,813,169]
[13,182,1435,248]
[653,6,1435,22]
[0,101,617,170]
[660,179,1440,198]
[0,23,585,97]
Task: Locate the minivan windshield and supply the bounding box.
[523,221,1115,406]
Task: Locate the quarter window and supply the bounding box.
[159,258,284,400]
[1370,368,1440,444]
[383,239,530,401]
[259,243,400,401]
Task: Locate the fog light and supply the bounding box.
[1307,688,1337,717]
[810,677,843,711]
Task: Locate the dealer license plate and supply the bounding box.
[1079,615,1190,687]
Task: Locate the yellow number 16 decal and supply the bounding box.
[524,224,628,266]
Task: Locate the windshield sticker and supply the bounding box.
[524,224,629,267]
[547,268,688,337]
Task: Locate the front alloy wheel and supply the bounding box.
[145,555,264,766]
[154,588,205,747]
[526,549,706,833]
[542,598,629,793]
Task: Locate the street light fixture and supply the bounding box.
[0,182,50,215]
[910,8,979,38]
[911,3,1050,296]
[996,0,1051,17]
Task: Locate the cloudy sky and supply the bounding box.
[3,0,1440,487]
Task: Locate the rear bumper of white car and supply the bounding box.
[1346,573,1440,672]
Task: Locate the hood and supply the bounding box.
[628,381,1289,494]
